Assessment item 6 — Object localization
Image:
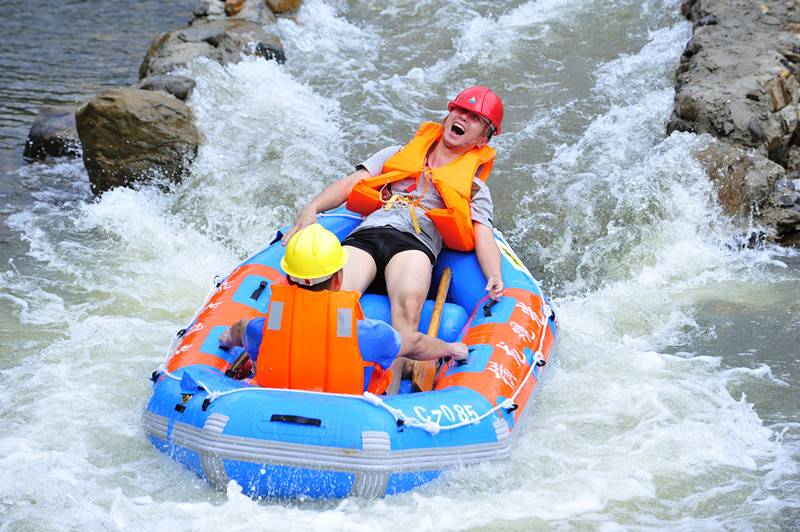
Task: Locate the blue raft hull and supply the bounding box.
[144,208,559,499]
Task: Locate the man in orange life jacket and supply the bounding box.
[220,224,468,394]
[281,86,504,394]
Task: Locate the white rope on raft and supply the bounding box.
[155,304,554,436]
[361,304,552,434]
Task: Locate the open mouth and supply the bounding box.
[451,123,465,136]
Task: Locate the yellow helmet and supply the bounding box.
[280,224,348,285]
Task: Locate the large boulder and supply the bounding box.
[672,0,800,245]
[669,0,800,165]
[694,141,800,244]
[139,18,284,79]
[23,105,81,160]
[694,142,784,216]
[76,88,198,194]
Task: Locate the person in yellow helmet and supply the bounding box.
[220,224,467,394]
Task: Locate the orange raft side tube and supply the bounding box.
[435,287,556,424]
[166,263,285,374]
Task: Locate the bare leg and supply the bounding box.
[383,250,433,394]
[341,245,377,294]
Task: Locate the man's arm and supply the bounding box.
[397,331,468,362]
[281,168,370,244]
[474,221,504,300]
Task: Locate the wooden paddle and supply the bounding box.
[411,267,452,392]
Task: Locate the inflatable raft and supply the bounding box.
[143,208,559,499]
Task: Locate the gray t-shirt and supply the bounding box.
[352,146,494,257]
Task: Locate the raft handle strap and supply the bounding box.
[483,299,498,317]
[250,280,268,300]
[271,414,321,427]
[269,231,283,245]
[506,403,519,413]
[176,328,187,338]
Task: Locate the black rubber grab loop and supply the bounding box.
[150,371,160,382]
[269,231,284,246]
[250,280,267,300]
[483,299,498,317]
[176,328,187,338]
[506,403,519,413]
[536,359,546,367]
[202,398,211,411]
[174,403,186,413]
[270,414,321,427]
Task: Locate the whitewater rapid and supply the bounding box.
[1,0,798,529]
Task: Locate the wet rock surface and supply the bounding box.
[672,0,800,245]
[23,105,81,160]
[76,88,198,194]
[139,18,284,79]
[135,74,197,101]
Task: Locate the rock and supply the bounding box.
[673,0,800,244]
[265,0,303,13]
[765,76,791,112]
[23,105,81,160]
[669,0,800,161]
[697,14,718,26]
[694,142,783,216]
[135,74,196,101]
[194,0,225,17]
[694,141,800,243]
[75,88,198,194]
[225,0,244,16]
[139,18,284,79]
[192,0,276,24]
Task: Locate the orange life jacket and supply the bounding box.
[256,284,391,395]
[345,121,495,252]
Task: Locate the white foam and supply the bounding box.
[1,0,798,528]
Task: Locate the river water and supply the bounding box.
[1,0,798,530]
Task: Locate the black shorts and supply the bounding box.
[342,226,435,294]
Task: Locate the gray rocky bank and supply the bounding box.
[670,0,800,245]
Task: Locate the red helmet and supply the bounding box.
[448,86,505,135]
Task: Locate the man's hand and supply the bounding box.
[281,207,317,245]
[448,341,469,361]
[219,319,247,349]
[485,276,504,301]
